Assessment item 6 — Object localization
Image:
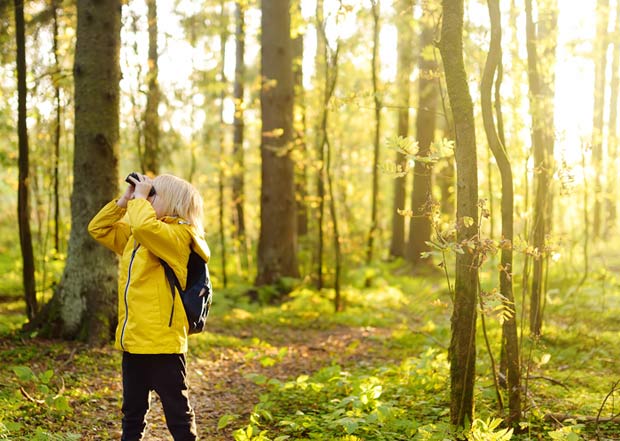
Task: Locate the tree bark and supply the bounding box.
[14,0,38,320]
[439,0,479,427]
[407,16,438,266]
[389,0,414,259]
[606,0,620,232]
[52,0,62,254]
[315,0,325,289]
[31,0,121,345]
[366,0,381,265]
[292,0,308,238]
[256,0,299,285]
[592,0,610,240]
[218,0,229,287]
[526,0,556,336]
[481,0,521,426]
[143,0,160,175]
[232,1,248,268]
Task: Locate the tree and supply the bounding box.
[592,0,610,240]
[232,0,248,269]
[439,0,479,427]
[30,0,121,345]
[51,0,63,253]
[142,0,160,175]
[256,0,299,285]
[389,0,414,259]
[314,0,325,289]
[407,12,438,266]
[606,0,620,231]
[525,0,557,336]
[481,0,521,425]
[292,0,308,238]
[366,0,382,265]
[218,0,229,287]
[14,0,37,320]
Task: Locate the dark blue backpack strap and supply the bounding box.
[160,259,183,326]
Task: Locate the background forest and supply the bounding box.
[1,0,619,439]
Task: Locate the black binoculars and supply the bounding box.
[125,172,156,197]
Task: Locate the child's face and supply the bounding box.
[148,192,165,219]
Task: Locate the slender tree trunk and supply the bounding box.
[525,0,548,337]
[218,1,229,288]
[592,0,610,240]
[292,0,308,238]
[366,0,381,265]
[316,17,342,310]
[439,0,479,427]
[315,0,325,289]
[256,0,299,285]
[232,1,248,272]
[389,0,414,259]
[52,0,62,253]
[605,0,620,232]
[143,0,160,175]
[408,17,437,266]
[14,0,38,321]
[481,0,521,426]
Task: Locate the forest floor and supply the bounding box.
[1,259,620,440]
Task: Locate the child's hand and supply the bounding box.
[133,175,154,200]
[117,183,135,208]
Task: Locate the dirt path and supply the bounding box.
[78,325,393,440]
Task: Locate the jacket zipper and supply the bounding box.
[120,242,140,350]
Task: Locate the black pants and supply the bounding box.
[121,352,197,441]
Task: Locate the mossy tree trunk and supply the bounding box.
[30,0,121,346]
[439,0,479,427]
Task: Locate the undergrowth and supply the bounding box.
[0,256,618,439]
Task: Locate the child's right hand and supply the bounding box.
[117,183,135,208]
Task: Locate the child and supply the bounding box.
[88,173,210,441]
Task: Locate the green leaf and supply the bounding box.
[12,366,36,383]
[217,414,238,430]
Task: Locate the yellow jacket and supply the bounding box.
[88,199,210,354]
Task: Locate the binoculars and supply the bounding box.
[125,172,156,197]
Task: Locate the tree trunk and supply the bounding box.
[408,17,438,266]
[143,0,160,175]
[439,0,479,427]
[232,1,248,271]
[292,0,308,238]
[389,0,414,259]
[315,0,325,289]
[256,0,299,285]
[526,0,556,336]
[218,1,229,288]
[606,0,620,232]
[30,0,121,345]
[592,0,610,240]
[481,0,521,426]
[52,0,62,254]
[366,0,381,265]
[14,0,38,321]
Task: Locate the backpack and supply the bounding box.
[160,249,213,335]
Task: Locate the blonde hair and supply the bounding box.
[152,174,204,234]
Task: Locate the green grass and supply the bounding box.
[0,254,619,440]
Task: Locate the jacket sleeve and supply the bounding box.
[88,200,132,255]
[126,199,191,280]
